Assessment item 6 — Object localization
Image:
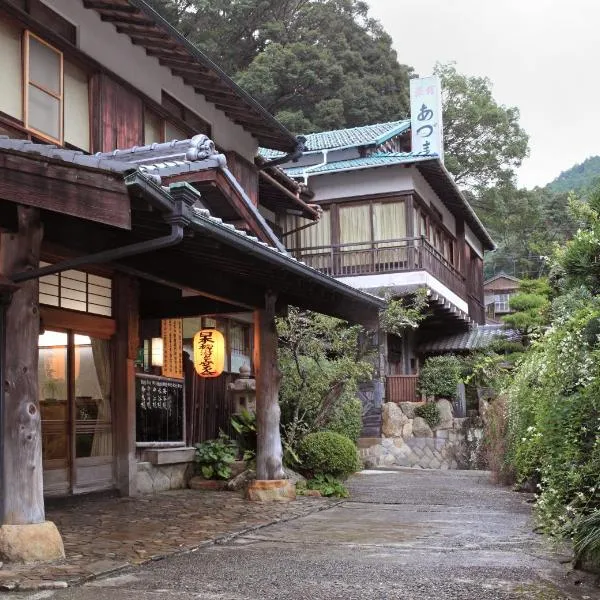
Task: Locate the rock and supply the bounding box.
[382,402,408,437]
[393,438,405,448]
[226,469,256,491]
[0,521,65,563]
[303,490,322,497]
[283,467,306,486]
[412,417,433,438]
[436,399,454,430]
[246,480,296,502]
[398,402,424,419]
[230,460,247,478]
[402,421,413,438]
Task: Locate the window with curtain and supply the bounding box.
[339,204,371,249]
[373,201,406,248]
[299,210,331,251]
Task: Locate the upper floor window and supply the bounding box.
[494,293,510,313]
[144,107,188,145]
[24,31,63,145]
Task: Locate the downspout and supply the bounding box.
[258,136,307,170]
[302,150,329,186]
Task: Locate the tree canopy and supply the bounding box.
[147,0,412,132]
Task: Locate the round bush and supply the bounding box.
[326,398,362,443]
[414,402,441,429]
[297,431,360,478]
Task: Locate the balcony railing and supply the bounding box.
[292,237,467,301]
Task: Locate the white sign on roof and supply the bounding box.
[410,76,444,161]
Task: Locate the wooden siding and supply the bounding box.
[483,276,520,293]
[226,151,259,206]
[91,73,143,153]
[386,375,419,403]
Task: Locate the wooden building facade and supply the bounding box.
[0,0,383,561]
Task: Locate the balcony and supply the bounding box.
[291,237,467,302]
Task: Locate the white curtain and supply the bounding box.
[373,201,406,247]
[91,338,112,457]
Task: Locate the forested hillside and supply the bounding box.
[546,155,600,195]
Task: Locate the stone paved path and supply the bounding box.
[0,489,331,592]
[7,468,600,599]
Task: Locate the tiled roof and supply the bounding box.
[284,151,436,178]
[418,325,520,353]
[260,119,411,158]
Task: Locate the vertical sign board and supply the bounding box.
[161,318,183,379]
[410,76,444,161]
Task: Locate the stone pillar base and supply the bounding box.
[246,479,296,502]
[0,521,65,563]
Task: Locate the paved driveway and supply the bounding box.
[13,469,599,599]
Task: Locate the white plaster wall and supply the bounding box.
[465,224,484,258]
[43,0,258,161]
[411,170,456,236]
[289,147,361,169]
[336,271,469,314]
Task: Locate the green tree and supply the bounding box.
[502,279,551,345]
[435,63,529,191]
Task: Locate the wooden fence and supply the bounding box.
[386,375,419,403]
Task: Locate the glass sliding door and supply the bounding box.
[39,330,115,496]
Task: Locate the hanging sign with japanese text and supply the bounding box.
[410,76,444,161]
[161,318,183,379]
[193,329,225,378]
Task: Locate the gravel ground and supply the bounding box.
[10,468,600,600]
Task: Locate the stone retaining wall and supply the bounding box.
[359,401,483,470]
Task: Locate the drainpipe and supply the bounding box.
[302,150,329,186]
[258,137,307,170]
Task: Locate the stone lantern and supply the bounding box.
[227,364,256,414]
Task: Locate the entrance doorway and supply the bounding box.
[39,330,115,495]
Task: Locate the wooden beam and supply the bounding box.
[115,25,170,38]
[98,13,154,26]
[83,1,138,12]
[0,206,45,524]
[254,292,284,480]
[130,36,181,50]
[0,153,131,230]
[140,296,245,319]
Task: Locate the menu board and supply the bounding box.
[161,318,183,379]
[136,374,185,443]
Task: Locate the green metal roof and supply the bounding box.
[284,152,435,178]
[260,120,410,158]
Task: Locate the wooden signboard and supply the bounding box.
[161,318,183,379]
[135,374,185,443]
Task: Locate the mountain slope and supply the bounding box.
[546,155,600,195]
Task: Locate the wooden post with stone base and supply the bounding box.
[0,206,64,562]
[246,292,295,502]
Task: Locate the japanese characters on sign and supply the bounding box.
[410,76,444,161]
[161,319,183,379]
[193,328,225,378]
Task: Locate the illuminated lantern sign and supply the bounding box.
[193,329,225,378]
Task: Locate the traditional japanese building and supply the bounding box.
[484,273,521,323]
[263,115,495,428]
[0,0,383,562]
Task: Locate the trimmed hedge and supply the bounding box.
[297,431,360,479]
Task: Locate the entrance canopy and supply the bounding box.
[0,137,384,326]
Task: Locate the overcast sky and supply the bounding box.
[365,0,599,189]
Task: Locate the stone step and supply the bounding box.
[358,436,383,449]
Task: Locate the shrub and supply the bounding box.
[194,434,236,480]
[573,511,600,569]
[298,474,349,498]
[326,397,362,443]
[231,409,256,463]
[418,355,462,399]
[414,402,441,429]
[297,431,360,479]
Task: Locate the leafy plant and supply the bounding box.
[194,434,236,480]
[379,289,428,337]
[297,431,360,479]
[418,355,463,399]
[414,402,441,429]
[573,510,600,568]
[231,409,257,464]
[303,474,349,498]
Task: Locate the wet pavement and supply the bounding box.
[5,469,600,599]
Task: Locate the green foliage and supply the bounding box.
[501,279,551,345]
[414,402,440,429]
[194,434,237,480]
[231,409,257,464]
[297,431,360,478]
[435,62,529,191]
[573,511,600,568]
[148,0,412,132]
[379,289,428,337]
[277,308,373,452]
[546,155,600,196]
[418,355,462,399]
[298,474,349,498]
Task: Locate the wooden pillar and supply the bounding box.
[0,206,64,562]
[113,273,139,496]
[0,206,44,525]
[253,292,284,481]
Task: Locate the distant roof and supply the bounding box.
[260,120,410,159]
[484,273,521,286]
[418,325,520,353]
[284,151,435,178]
[77,0,297,152]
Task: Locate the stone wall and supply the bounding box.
[359,401,483,470]
[135,462,194,495]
